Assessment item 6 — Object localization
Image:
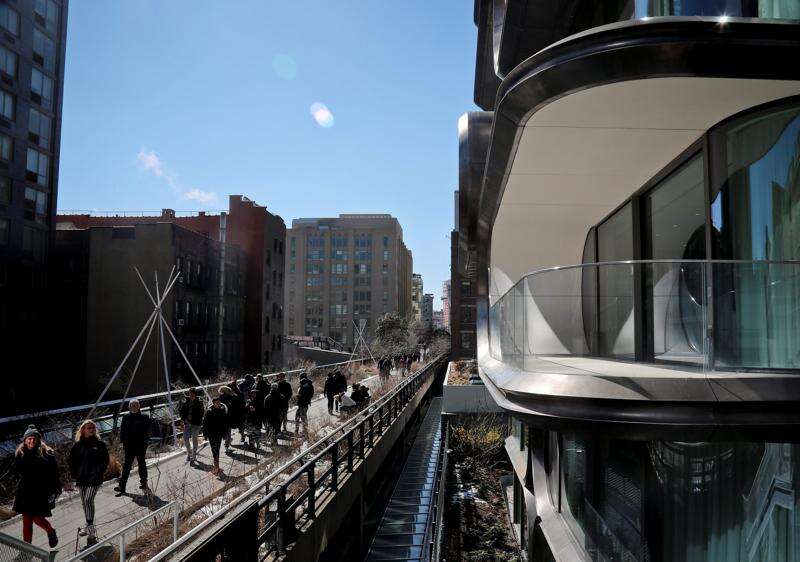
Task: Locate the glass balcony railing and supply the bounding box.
[489,260,800,375]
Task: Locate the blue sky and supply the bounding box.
[57,1,478,304]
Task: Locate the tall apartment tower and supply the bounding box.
[285,214,412,348]
[0,0,68,409]
[411,273,423,323]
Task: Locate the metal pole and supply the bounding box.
[155,271,179,447]
[119,532,126,561]
[115,313,158,427]
[172,503,180,543]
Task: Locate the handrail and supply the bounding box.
[498,258,800,303]
[0,357,370,426]
[150,355,445,561]
[63,501,179,562]
[0,530,56,562]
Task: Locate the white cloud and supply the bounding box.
[310,102,334,128]
[137,147,217,206]
[184,188,217,204]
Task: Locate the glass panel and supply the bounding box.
[759,0,800,18]
[598,203,635,359]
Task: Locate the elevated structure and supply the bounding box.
[466,1,800,560]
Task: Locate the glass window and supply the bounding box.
[597,203,634,359]
[0,133,11,160]
[33,29,56,73]
[759,0,800,18]
[0,90,14,121]
[0,46,17,77]
[0,5,19,36]
[22,226,46,261]
[31,69,54,110]
[34,0,59,35]
[0,217,7,244]
[26,148,49,188]
[0,176,9,204]
[711,101,800,369]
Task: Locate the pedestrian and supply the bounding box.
[244,390,262,451]
[296,373,314,436]
[218,386,241,452]
[180,388,205,464]
[263,383,283,445]
[335,389,357,416]
[115,399,150,497]
[334,369,348,406]
[254,375,270,429]
[276,373,293,433]
[13,425,60,548]
[238,374,255,397]
[324,371,337,415]
[69,420,109,546]
[202,395,228,476]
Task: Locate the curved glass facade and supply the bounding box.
[560,434,798,562]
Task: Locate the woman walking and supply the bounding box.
[202,395,228,476]
[69,420,110,546]
[13,425,61,548]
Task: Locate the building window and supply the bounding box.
[0,133,11,160]
[0,176,9,204]
[22,226,46,261]
[0,90,14,121]
[34,0,59,35]
[28,108,51,150]
[355,263,370,274]
[24,188,47,224]
[332,263,347,275]
[382,291,388,301]
[382,263,389,274]
[0,5,19,37]
[383,236,389,247]
[333,276,347,286]
[31,68,54,110]
[32,29,56,73]
[0,46,17,78]
[383,250,390,260]
[0,217,8,244]
[306,277,322,287]
[355,250,371,261]
[26,148,49,188]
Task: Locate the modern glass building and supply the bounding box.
[465,1,800,560]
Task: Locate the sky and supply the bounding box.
[57,1,478,305]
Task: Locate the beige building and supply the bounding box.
[411,273,423,323]
[285,214,413,348]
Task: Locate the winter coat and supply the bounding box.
[297,379,314,408]
[68,437,110,487]
[324,375,337,398]
[263,390,283,427]
[238,375,255,396]
[13,447,61,517]
[202,405,228,440]
[255,381,270,417]
[120,412,151,452]
[220,393,243,428]
[244,400,262,432]
[277,380,292,409]
[334,372,348,394]
[180,398,205,426]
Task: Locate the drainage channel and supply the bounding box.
[365,397,443,561]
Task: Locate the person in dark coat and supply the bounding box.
[69,420,109,545]
[218,385,241,452]
[243,390,262,451]
[115,399,150,497]
[14,425,60,548]
[202,396,228,476]
[238,374,255,397]
[179,388,205,464]
[295,373,314,436]
[263,383,283,444]
[333,369,348,411]
[324,371,337,414]
[276,373,293,432]
[254,376,270,428]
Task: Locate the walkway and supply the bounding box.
[365,396,442,561]
[0,370,397,559]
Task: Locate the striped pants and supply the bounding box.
[78,485,100,537]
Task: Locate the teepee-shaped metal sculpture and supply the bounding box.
[87,266,211,444]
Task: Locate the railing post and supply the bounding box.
[277,486,288,554]
[347,431,354,472]
[172,504,180,543]
[331,443,339,491]
[368,416,374,448]
[119,531,126,561]
[307,463,316,519]
[360,424,366,458]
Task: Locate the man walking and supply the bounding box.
[263,384,283,445]
[115,399,150,496]
[295,373,314,436]
[324,371,337,415]
[180,388,205,464]
[276,373,293,433]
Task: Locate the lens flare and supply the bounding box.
[272,54,297,80]
[310,102,335,128]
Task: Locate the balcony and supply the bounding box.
[482,260,800,433]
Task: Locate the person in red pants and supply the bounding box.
[13,425,61,548]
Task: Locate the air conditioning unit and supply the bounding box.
[178,319,185,326]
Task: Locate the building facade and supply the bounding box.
[53,222,246,399]
[421,292,433,328]
[0,0,68,412]
[440,280,451,330]
[58,194,286,371]
[285,214,412,348]
[465,1,800,560]
[411,272,423,323]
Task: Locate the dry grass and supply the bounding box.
[448,360,477,386]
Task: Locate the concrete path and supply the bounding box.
[0,369,400,559]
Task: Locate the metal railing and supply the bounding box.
[150,355,446,561]
[0,531,56,562]
[430,417,449,562]
[490,259,800,374]
[63,501,180,562]
[0,357,371,456]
